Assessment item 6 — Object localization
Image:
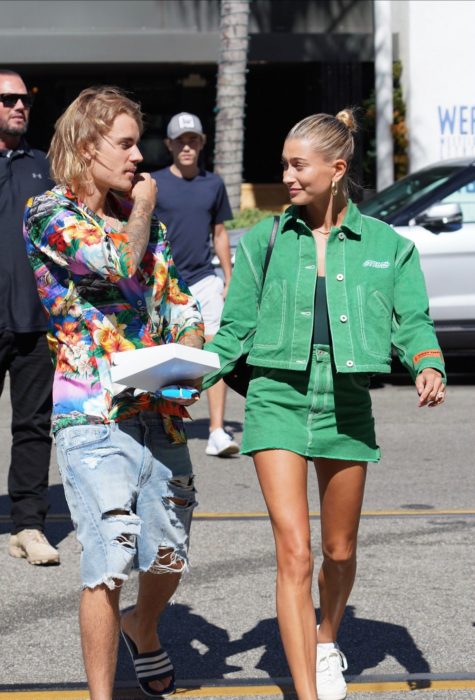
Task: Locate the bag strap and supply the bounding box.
[262,215,279,281]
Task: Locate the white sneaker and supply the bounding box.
[206,428,239,457]
[316,646,348,700]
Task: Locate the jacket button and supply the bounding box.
[338,232,345,240]
[336,273,344,281]
[346,360,354,367]
[339,314,348,323]
[301,311,311,316]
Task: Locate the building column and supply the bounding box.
[374,0,394,191]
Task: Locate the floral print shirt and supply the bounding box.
[23,186,204,442]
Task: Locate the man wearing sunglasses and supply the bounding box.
[0,69,58,565]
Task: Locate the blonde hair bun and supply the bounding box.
[335,108,358,133]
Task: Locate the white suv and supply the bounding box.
[359,159,475,354]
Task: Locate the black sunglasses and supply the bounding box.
[0,93,34,108]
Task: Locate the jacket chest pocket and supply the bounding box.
[253,279,287,350]
[356,286,392,361]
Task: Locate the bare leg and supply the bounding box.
[203,331,227,432]
[121,553,182,693]
[80,584,122,700]
[206,379,227,432]
[254,450,317,700]
[314,458,367,643]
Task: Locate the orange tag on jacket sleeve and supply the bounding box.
[413,349,442,364]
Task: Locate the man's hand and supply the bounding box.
[164,379,202,406]
[185,377,203,394]
[169,395,200,407]
[415,368,446,407]
[130,173,157,210]
[160,383,201,407]
[213,223,233,287]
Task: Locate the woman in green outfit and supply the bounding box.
[203,110,446,700]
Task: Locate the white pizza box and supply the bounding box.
[110,344,220,393]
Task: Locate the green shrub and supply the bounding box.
[225,208,280,230]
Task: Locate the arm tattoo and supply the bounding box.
[126,198,153,271]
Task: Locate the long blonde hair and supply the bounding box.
[49,86,143,190]
[286,109,358,196]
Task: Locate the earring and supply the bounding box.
[331,181,338,197]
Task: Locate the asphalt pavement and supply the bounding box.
[0,360,474,700]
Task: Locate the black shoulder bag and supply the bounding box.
[223,215,279,397]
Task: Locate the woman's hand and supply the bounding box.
[415,368,446,407]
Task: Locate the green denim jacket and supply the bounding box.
[203,200,445,388]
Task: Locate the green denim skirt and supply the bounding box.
[241,344,380,462]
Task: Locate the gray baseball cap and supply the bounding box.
[167,112,204,139]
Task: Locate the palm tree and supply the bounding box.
[214,0,251,210]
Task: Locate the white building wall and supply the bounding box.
[393,0,475,172]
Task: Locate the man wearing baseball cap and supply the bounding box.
[152,113,239,457]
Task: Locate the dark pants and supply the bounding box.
[0,331,53,534]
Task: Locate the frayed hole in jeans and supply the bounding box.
[149,547,187,575]
[103,509,139,550]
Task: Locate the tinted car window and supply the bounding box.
[359,166,463,221]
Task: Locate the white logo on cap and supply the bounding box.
[178,115,195,129]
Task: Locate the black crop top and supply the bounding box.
[313,276,332,345]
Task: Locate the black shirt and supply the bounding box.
[0,140,54,333]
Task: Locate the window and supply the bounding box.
[439,179,475,223]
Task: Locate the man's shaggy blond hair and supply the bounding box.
[49,86,143,190]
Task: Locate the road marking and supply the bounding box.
[0,694,89,700]
[194,508,475,519]
[176,679,475,695]
[347,678,475,693]
[1,509,475,525]
[1,679,475,698]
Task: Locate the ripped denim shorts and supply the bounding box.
[55,412,197,590]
